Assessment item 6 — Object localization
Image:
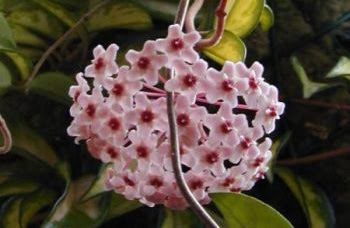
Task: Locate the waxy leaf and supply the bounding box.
[291,56,338,98]
[10,23,48,48]
[81,163,112,201]
[87,2,152,32]
[5,118,59,167]
[0,12,17,51]
[20,189,56,227]
[105,194,142,221]
[225,0,265,37]
[133,0,178,21]
[266,132,292,182]
[7,7,64,40]
[212,193,293,228]
[259,5,275,32]
[0,197,22,227]
[326,56,350,81]
[276,168,335,228]
[0,180,39,198]
[203,30,246,64]
[162,209,199,228]
[4,52,32,81]
[0,61,12,96]
[28,72,74,105]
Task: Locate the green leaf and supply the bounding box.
[326,56,350,81]
[162,209,199,228]
[20,189,56,227]
[106,194,142,221]
[276,168,335,228]
[4,51,32,81]
[0,179,39,198]
[0,197,22,227]
[259,5,274,32]
[291,56,338,98]
[0,61,12,96]
[44,175,110,228]
[132,0,178,21]
[225,0,265,37]
[7,7,65,40]
[32,0,76,27]
[87,2,153,32]
[81,163,112,201]
[212,193,293,228]
[6,118,59,167]
[10,23,48,48]
[203,30,246,64]
[0,12,17,51]
[266,132,292,182]
[28,72,74,105]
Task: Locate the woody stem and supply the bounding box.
[166,0,219,228]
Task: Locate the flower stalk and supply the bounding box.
[166,0,219,227]
[0,115,12,154]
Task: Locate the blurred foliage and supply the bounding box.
[0,0,349,227]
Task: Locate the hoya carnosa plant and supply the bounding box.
[67,22,285,210]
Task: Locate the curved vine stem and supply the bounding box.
[195,0,228,50]
[185,0,204,32]
[0,115,12,154]
[167,1,219,227]
[277,147,350,166]
[23,0,112,91]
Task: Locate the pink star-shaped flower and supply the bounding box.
[69,72,90,117]
[204,102,245,147]
[104,66,142,110]
[125,128,161,171]
[192,142,234,176]
[204,64,248,107]
[174,95,206,147]
[185,170,213,202]
[125,41,168,85]
[125,93,167,132]
[165,59,207,104]
[75,88,105,125]
[85,44,119,86]
[253,86,285,133]
[155,24,200,64]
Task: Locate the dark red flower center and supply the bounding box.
[141,110,154,123]
[108,118,121,131]
[221,79,235,92]
[177,113,190,127]
[205,152,219,164]
[252,157,264,167]
[95,57,105,71]
[267,106,277,117]
[230,187,241,192]
[240,137,252,150]
[137,57,150,70]
[123,176,135,186]
[107,147,118,159]
[171,38,184,50]
[136,146,149,158]
[182,74,197,87]
[112,83,124,96]
[149,177,163,188]
[222,177,235,187]
[189,179,204,190]
[249,77,258,89]
[86,104,96,117]
[220,121,233,134]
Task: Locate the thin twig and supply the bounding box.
[185,0,204,32]
[167,1,219,227]
[23,0,111,90]
[196,0,228,50]
[291,98,350,111]
[0,115,12,154]
[277,147,350,166]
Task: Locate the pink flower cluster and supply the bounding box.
[67,24,285,209]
